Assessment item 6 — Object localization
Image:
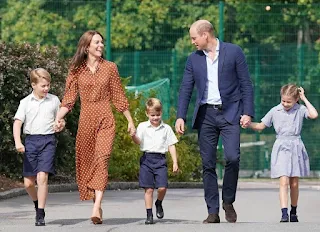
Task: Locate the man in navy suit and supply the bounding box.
[175,20,254,223]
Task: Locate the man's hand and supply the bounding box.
[175,118,185,135]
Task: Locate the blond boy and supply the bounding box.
[13,68,64,226]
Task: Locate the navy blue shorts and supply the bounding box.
[23,134,56,177]
[139,152,168,189]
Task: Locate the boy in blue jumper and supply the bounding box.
[13,68,65,226]
[131,98,179,225]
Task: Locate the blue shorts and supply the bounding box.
[139,152,168,189]
[23,134,56,177]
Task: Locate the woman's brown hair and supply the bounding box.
[70,30,104,72]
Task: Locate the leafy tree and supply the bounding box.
[1,0,77,56]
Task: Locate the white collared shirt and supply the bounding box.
[14,92,61,135]
[136,120,178,153]
[201,39,222,105]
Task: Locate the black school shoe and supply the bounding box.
[145,215,154,225]
[280,214,289,223]
[155,202,164,219]
[290,214,299,222]
[35,209,45,226]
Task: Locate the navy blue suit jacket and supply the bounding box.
[177,41,254,128]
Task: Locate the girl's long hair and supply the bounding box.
[70,30,104,72]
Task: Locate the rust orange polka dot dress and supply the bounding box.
[61,58,129,201]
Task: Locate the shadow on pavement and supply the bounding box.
[47,218,88,225]
[104,218,200,225]
[46,218,201,226]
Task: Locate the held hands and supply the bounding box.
[128,122,136,136]
[240,115,252,129]
[175,118,185,135]
[15,143,25,153]
[53,118,66,132]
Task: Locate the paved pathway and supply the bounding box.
[0,181,319,232]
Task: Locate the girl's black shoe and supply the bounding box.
[290,214,299,222]
[280,215,289,223]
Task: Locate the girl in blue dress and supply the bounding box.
[249,84,318,223]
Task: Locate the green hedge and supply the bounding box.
[0,42,202,182]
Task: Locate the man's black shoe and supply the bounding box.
[155,202,164,219]
[145,215,154,225]
[203,214,220,223]
[222,202,237,223]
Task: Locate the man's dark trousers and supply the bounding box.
[196,105,240,214]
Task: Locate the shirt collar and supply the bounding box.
[275,103,299,112]
[30,92,49,101]
[203,38,220,56]
[147,120,164,129]
[83,57,103,72]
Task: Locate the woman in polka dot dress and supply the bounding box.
[55,30,136,224]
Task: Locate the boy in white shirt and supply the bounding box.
[131,98,179,225]
[13,68,65,226]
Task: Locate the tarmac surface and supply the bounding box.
[0,180,320,232]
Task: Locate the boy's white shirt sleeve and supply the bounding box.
[166,125,178,146]
[14,99,26,123]
[54,96,61,117]
[136,123,143,139]
[136,123,144,149]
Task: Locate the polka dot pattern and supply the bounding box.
[61,58,129,201]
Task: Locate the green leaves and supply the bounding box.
[0,41,76,177]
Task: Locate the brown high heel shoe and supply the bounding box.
[91,207,102,224]
[91,215,102,224]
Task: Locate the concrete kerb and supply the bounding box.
[0,182,206,201]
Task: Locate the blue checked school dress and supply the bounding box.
[261,103,310,178]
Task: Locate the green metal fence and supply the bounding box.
[1,0,320,175]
